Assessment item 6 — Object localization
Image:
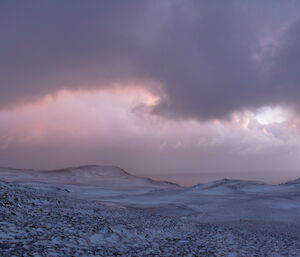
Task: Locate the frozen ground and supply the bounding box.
[0,166,300,256]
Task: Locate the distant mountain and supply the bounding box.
[0,165,180,190]
[190,178,269,194]
[279,177,300,186]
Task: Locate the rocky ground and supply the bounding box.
[1,180,300,257]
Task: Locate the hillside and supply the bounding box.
[0,165,180,198]
[1,179,300,256]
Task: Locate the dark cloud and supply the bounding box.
[1,0,300,119]
[0,0,149,107]
[271,19,300,109]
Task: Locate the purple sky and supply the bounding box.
[1,1,300,185]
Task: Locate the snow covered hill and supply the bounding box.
[190,178,270,193]
[1,166,300,225]
[280,177,300,186]
[0,165,180,198]
[1,179,300,256]
[0,165,179,188]
[82,177,300,224]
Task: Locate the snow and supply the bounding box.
[1,166,300,256]
[0,165,179,197]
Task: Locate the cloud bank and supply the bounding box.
[0,90,300,185]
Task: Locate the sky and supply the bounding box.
[1,0,300,185]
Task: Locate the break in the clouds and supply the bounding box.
[1,0,300,119]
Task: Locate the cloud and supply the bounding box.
[1,1,300,120]
[0,89,300,186]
